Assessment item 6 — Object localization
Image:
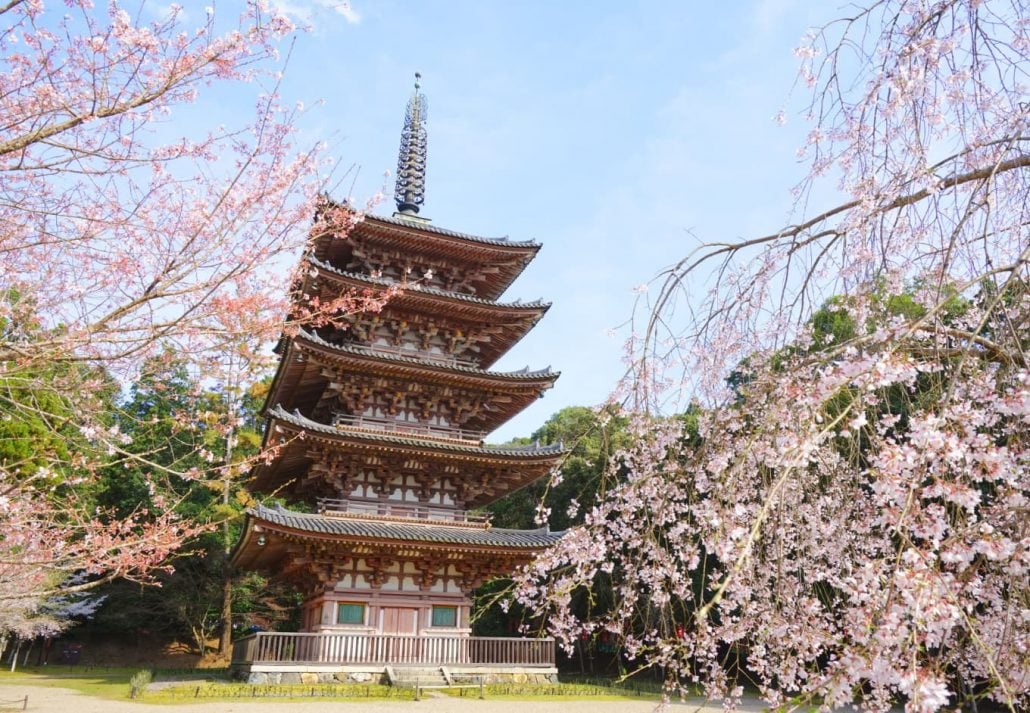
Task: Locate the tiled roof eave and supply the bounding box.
[267,405,567,459]
[307,257,551,312]
[248,505,564,550]
[362,214,541,250]
[293,329,559,383]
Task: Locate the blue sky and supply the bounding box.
[242,0,834,441]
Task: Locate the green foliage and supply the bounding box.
[94,354,210,521]
[229,571,303,633]
[487,406,629,531]
[89,353,275,654]
[128,669,152,699]
[0,290,117,481]
[476,407,629,646]
[0,372,74,476]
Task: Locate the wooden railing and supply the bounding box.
[316,498,489,525]
[332,412,486,444]
[232,632,555,667]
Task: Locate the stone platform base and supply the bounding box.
[231,663,558,686]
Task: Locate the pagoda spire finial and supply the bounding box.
[394,72,428,217]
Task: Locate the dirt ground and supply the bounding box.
[0,684,771,712]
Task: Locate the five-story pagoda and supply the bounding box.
[230,76,564,678]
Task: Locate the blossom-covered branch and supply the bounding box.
[518,2,1028,711]
[0,1,391,635]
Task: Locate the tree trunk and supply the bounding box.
[217,380,238,660]
[191,625,207,658]
[218,558,232,658]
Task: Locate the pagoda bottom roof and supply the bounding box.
[248,505,562,549]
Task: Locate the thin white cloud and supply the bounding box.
[332,1,361,24]
[145,2,189,22]
[268,0,361,25]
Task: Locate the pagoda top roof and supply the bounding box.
[312,205,543,301]
[246,504,563,549]
[365,213,540,250]
[307,257,551,311]
[267,405,566,457]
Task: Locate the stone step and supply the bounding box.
[387,666,448,688]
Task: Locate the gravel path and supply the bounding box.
[0,684,770,712]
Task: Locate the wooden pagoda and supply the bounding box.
[230,76,564,683]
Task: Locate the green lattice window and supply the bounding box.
[431,605,457,628]
[336,602,365,625]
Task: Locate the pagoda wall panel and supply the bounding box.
[297,554,475,635]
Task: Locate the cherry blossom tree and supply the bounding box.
[0,0,390,634]
[516,2,1028,711]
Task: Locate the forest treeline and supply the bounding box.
[1,290,947,661]
[0,332,626,659]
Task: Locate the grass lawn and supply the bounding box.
[442,680,665,701]
[0,667,414,704]
[0,666,135,701]
[144,681,416,704]
[0,667,671,704]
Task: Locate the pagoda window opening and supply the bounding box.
[430,605,458,628]
[336,602,366,626]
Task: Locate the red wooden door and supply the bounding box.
[381,607,418,634]
[381,607,419,663]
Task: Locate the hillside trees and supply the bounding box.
[91,357,290,656]
[516,2,1029,711]
[487,406,629,531]
[0,0,388,633]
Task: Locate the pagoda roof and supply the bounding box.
[297,328,556,381]
[307,257,550,311]
[304,259,548,368]
[367,213,540,250]
[266,329,558,428]
[230,505,563,575]
[314,213,541,301]
[248,405,565,503]
[251,505,561,548]
[267,405,564,458]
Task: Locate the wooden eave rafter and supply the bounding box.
[262,338,324,415]
[263,336,556,431]
[265,412,563,466]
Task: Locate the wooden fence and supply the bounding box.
[232,632,555,667]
